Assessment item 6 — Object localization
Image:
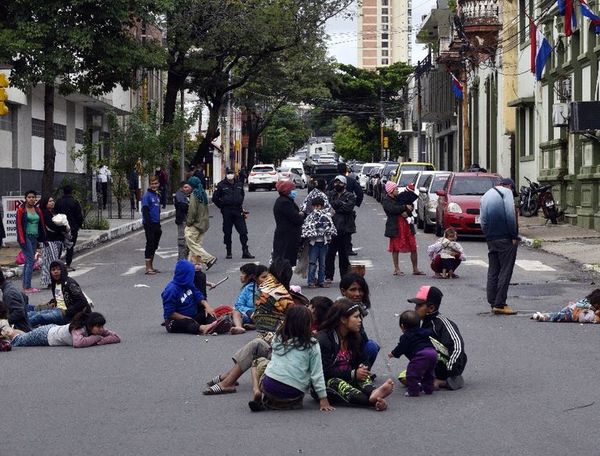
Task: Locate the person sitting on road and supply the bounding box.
[0,269,31,332]
[427,228,466,279]
[27,260,92,328]
[248,305,334,412]
[230,263,267,335]
[317,298,395,411]
[161,259,230,335]
[410,285,467,390]
[531,289,600,323]
[8,311,120,348]
[339,272,380,368]
[387,310,437,397]
[309,296,334,333]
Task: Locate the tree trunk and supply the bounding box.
[247,122,259,167]
[192,102,222,165]
[42,84,56,196]
[163,60,187,126]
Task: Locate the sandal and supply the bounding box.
[206,376,240,387]
[206,257,218,271]
[412,271,426,276]
[144,270,157,275]
[248,400,265,412]
[202,384,236,395]
[393,271,404,276]
[230,326,246,335]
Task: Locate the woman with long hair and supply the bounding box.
[39,195,68,288]
[15,190,47,293]
[317,299,394,411]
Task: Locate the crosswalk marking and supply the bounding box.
[122,266,146,276]
[350,260,373,268]
[462,259,489,267]
[68,267,96,278]
[515,260,556,272]
[135,247,179,259]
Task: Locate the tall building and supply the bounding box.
[357,0,412,69]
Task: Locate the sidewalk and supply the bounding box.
[0,208,175,276]
[518,215,600,274]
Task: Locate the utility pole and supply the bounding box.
[180,88,185,181]
[462,67,470,170]
[379,85,384,162]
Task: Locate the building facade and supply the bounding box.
[358,0,413,68]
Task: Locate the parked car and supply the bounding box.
[416,172,451,232]
[248,164,279,191]
[366,164,384,196]
[281,159,308,187]
[374,162,399,202]
[391,161,435,183]
[277,166,306,188]
[435,172,502,236]
[357,162,380,189]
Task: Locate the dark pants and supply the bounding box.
[159,185,167,208]
[345,234,354,254]
[486,238,518,308]
[325,233,351,281]
[430,255,462,274]
[222,208,248,251]
[144,223,162,259]
[406,347,437,396]
[101,182,108,209]
[65,229,78,266]
[129,189,137,211]
[165,309,215,334]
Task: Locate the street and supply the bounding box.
[3,189,599,456]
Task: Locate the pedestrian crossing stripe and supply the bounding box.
[462,259,556,272]
[68,267,96,278]
[122,266,146,276]
[462,259,489,267]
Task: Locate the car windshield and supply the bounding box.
[401,164,435,171]
[313,167,337,175]
[362,165,375,174]
[398,173,417,186]
[384,164,398,173]
[451,176,498,195]
[253,166,274,173]
[417,174,429,188]
[430,175,450,192]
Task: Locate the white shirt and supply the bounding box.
[97,166,111,183]
[47,324,73,346]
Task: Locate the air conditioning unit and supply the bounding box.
[569,101,600,132]
[552,103,569,127]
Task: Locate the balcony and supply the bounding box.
[459,0,501,54]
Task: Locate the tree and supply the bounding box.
[235,41,333,167]
[332,116,372,161]
[0,0,161,195]
[260,106,311,164]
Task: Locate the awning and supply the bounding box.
[507,97,535,108]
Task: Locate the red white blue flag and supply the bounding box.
[579,0,600,33]
[450,73,463,99]
[530,19,553,81]
[558,0,577,36]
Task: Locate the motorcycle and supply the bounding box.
[519,176,559,224]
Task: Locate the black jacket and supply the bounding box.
[212,179,245,210]
[327,175,364,207]
[422,311,467,377]
[317,328,368,383]
[390,327,433,359]
[1,281,31,332]
[382,194,408,238]
[49,260,91,321]
[55,195,84,232]
[327,190,356,235]
[272,195,304,265]
[42,209,67,242]
[173,190,189,225]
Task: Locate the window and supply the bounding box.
[382,8,388,14]
[54,123,66,141]
[381,50,388,56]
[31,119,67,140]
[75,128,84,144]
[381,24,389,31]
[382,33,388,40]
[381,0,388,5]
[381,41,388,48]
[381,16,388,23]
[382,58,389,65]
[519,0,533,44]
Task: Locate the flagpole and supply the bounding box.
[462,68,470,170]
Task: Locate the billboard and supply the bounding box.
[2,196,24,244]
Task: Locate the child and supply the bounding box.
[9,311,120,348]
[388,310,437,397]
[427,228,466,278]
[531,289,600,323]
[301,196,337,288]
[409,285,467,390]
[230,263,267,335]
[248,305,334,412]
[396,183,418,233]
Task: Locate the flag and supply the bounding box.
[557,0,566,15]
[450,73,463,99]
[564,0,577,36]
[579,0,600,34]
[530,21,553,81]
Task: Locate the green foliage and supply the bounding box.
[332,116,373,162]
[84,216,110,231]
[260,107,311,163]
[54,176,94,222]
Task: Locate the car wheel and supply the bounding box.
[249,185,255,192]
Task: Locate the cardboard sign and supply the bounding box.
[2,196,25,244]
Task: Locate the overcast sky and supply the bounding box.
[325,0,436,66]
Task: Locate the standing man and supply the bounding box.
[174,181,192,260]
[97,163,111,209]
[212,169,254,260]
[54,185,84,271]
[128,169,139,212]
[329,163,363,256]
[142,176,162,275]
[480,178,519,315]
[325,175,356,283]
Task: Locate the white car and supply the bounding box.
[248,164,279,191]
[281,159,308,187]
[278,166,305,188]
[357,162,380,190]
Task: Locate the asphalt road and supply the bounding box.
[2,189,599,456]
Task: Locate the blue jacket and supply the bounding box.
[142,189,161,224]
[390,327,433,359]
[161,260,205,321]
[480,186,518,241]
[234,282,256,316]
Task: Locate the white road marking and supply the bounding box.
[74,228,146,262]
[515,260,556,271]
[122,266,146,276]
[350,260,373,268]
[68,267,96,277]
[462,259,489,267]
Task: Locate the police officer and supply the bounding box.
[212,169,255,259]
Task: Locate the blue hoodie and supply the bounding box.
[161,260,205,321]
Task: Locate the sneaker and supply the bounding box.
[225,252,232,259]
[307,283,317,289]
[445,375,464,390]
[492,305,517,315]
[206,257,218,271]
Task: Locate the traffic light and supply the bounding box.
[0,73,9,116]
[383,136,389,149]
